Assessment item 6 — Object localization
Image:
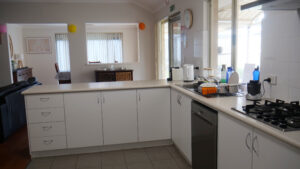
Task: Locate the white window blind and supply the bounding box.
[55,34,71,72]
[87,32,123,64]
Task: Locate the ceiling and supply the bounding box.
[0,0,168,13]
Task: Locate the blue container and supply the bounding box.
[226,67,233,83]
[253,66,260,81]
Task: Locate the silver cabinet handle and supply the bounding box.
[252,135,259,155]
[102,96,105,104]
[43,139,53,145]
[42,126,52,131]
[245,132,252,151]
[40,97,50,102]
[177,95,180,105]
[178,95,182,105]
[97,97,100,104]
[41,112,51,117]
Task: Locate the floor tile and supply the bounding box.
[102,164,128,169]
[152,160,180,169]
[145,147,172,161]
[127,162,154,169]
[124,149,150,164]
[51,155,78,169]
[27,157,54,169]
[77,153,101,169]
[174,157,192,169]
[166,146,182,159]
[101,150,126,166]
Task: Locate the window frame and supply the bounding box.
[86,32,124,65]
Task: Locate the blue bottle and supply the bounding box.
[253,66,260,81]
[226,67,233,83]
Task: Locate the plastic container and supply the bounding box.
[226,67,233,83]
[253,66,260,81]
[221,64,227,83]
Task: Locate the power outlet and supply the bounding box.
[269,75,277,85]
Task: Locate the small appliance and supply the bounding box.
[172,67,183,81]
[183,64,194,82]
[246,80,262,101]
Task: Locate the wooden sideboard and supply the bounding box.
[95,70,133,82]
[13,67,33,83]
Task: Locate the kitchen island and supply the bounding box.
[23,80,300,168]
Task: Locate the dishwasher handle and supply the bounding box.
[193,111,215,126]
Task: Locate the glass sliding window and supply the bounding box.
[217,0,232,68]
[55,33,71,72]
[236,0,263,82]
[87,32,123,64]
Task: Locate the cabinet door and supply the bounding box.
[102,90,138,145]
[64,92,103,148]
[181,94,192,163]
[171,89,192,162]
[218,113,252,169]
[137,88,171,142]
[171,89,182,148]
[252,129,300,169]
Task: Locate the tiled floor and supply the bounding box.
[27,146,192,169]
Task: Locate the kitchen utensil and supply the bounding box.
[198,83,217,95]
[183,64,194,82]
[172,68,183,81]
[228,72,239,84]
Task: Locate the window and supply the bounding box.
[87,32,123,64]
[156,18,169,80]
[212,0,263,82]
[55,34,71,72]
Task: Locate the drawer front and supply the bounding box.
[26,94,63,109]
[29,122,66,138]
[27,108,65,123]
[30,136,67,152]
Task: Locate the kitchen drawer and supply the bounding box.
[27,108,65,123]
[26,94,64,109]
[29,122,66,138]
[30,136,67,152]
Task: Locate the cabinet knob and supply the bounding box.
[42,126,53,131]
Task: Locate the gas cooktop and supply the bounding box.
[232,99,300,132]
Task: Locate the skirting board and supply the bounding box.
[31,139,172,158]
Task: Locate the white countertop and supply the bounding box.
[22,80,300,150]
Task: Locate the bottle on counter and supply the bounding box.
[221,64,227,83]
[226,67,233,83]
[253,66,260,81]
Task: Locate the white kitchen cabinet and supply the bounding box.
[171,89,192,162]
[102,90,138,145]
[218,112,300,169]
[218,113,252,169]
[137,88,171,142]
[252,129,300,169]
[64,92,103,148]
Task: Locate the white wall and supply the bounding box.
[86,24,138,63]
[0,2,155,83]
[22,25,67,85]
[155,0,210,76]
[261,10,300,101]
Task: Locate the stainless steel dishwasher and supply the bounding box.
[192,101,218,169]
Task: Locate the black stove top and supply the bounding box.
[232,99,300,132]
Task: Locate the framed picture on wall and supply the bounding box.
[25,37,51,54]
